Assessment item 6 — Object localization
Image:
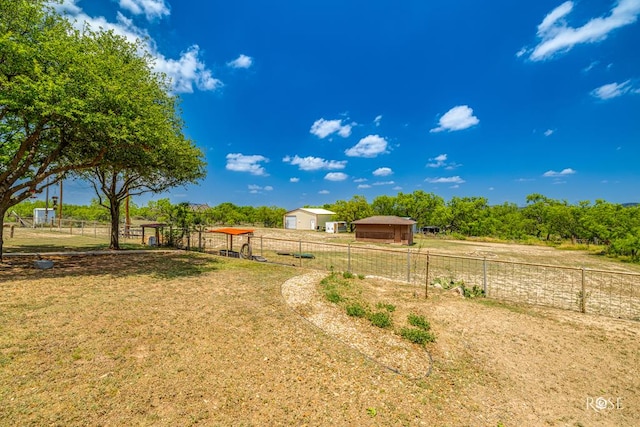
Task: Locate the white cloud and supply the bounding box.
[353,178,368,183]
[427,154,448,168]
[583,61,600,73]
[373,167,393,177]
[373,181,395,186]
[591,80,634,99]
[119,0,170,21]
[154,45,223,93]
[358,184,372,189]
[544,129,555,136]
[54,1,220,94]
[528,0,640,61]
[425,176,466,184]
[248,184,273,194]
[282,155,347,171]
[319,190,330,195]
[227,54,253,69]
[538,1,574,34]
[324,172,349,181]
[430,105,480,133]
[310,118,353,138]
[226,153,269,176]
[290,177,300,183]
[345,135,389,158]
[374,115,383,126]
[543,168,576,177]
[426,153,460,170]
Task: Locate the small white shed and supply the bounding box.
[33,208,56,225]
[283,208,335,231]
[325,221,347,233]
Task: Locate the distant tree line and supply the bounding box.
[9,191,640,261]
[9,199,287,229]
[325,191,640,261]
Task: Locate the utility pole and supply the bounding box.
[44,176,49,225]
[125,191,131,238]
[58,179,63,228]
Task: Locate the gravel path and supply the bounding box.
[281,271,432,379]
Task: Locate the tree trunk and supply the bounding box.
[109,199,121,250]
[0,206,6,263]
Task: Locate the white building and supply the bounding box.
[33,208,56,225]
[283,208,336,231]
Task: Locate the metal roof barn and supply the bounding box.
[283,208,336,231]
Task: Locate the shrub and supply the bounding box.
[407,313,430,331]
[325,290,342,303]
[431,277,464,290]
[376,302,396,312]
[368,311,392,328]
[346,303,367,317]
[461,284,485,298]
[399,327,436,346]
[342,271,355,279]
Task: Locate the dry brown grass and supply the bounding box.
[1,251,638,426]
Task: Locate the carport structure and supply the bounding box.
[140,223,167,246]
[208,228,255,258]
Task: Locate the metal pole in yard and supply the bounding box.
[347,243,351,273]
[299,240,303,267]
[425,252,430,299]
[407,248,411,283]
[581,268,587,313]
[260,236,263,257]
[483,258,488,296]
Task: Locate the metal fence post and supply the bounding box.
[581,268,587,313]
[348,243,351,273]
[260,236,263,257]
[407,248,411,283]
[425,252,430,299]
[483,257,488,296]
[299,239,302,267]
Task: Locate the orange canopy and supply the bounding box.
[208,228,254,236]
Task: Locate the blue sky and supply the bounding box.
[54,0,640,209]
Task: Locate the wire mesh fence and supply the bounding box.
[200,234,640,320]
[6,225,639,320]
[7,219,113,239]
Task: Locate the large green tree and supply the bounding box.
[330,195,373,229]
[1,1,124,260]
[75,30,206,249]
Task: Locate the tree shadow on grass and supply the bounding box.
[0,252,221,281]
[3,242,146,253]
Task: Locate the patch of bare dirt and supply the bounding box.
[282,271,640,426]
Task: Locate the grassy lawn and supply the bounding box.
[3,227,148,253]
[1,252,638,426]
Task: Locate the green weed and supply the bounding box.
[407,313,431,331]
[376,302,396,312]
[398,327,436,346]
[368,311,392,328]
[345,303,367,317]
